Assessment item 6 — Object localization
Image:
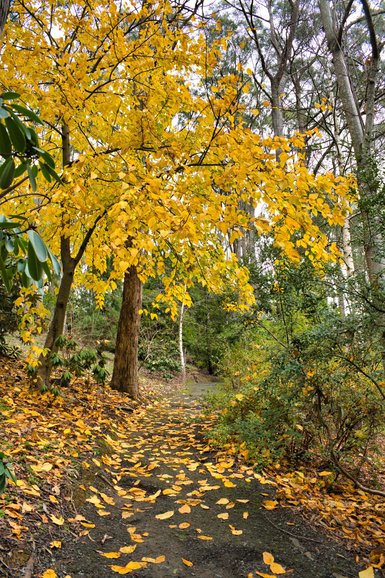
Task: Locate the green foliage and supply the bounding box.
[51,335,109,387]
[208,256,385,478]
[183,286,244,375]
[0,92,60,191]
[0,279,20,358]
[0,452,16,493]
[139,279,181,376]
[0,94,61,291]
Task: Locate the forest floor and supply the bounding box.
[0,361,383,578]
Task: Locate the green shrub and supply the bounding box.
[209,317,385,476]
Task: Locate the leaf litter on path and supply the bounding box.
[0,365,372,576]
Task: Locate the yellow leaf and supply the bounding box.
[223,480,236,488]
[155,510,174,520]
[262,500,278,510]
[50,514,65,526]
[359,568,375,578]
[229,524,243,536]
[270,562,286,574]
[41,571,57,578]
[216,498,229,505]
[182,559,193,567]
[49,541,62,549]
[263,552,275,565]
[99,552,121,559]
[178,504,191,514]
[141,556,166,564]
[217,513,229,520]
[255,573,276,578]
[198,535,213,541]
[120,545,137,554]
[243,512,249,519]
[179,522,190,529]
[110,561,147,574]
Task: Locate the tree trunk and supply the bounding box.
[342,217,355,279]
[0,0,10,37]
[110,266,142,398]
[179,300,186,384]
[37,237,75,388]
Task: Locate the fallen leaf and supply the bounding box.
[50,514,65,526]
[155,510,174,520]
[229,524,243,536]
[217,513,229,520]
[216,498,229,505]
[198,535,213,540]
[99,552,121,559]
[120,545,137,554]
[41,571,58,578]
[359,568,375,578]
[262,500,278,510]
[50,541,62,549]
[243,512,249,519]
[110,561,147,574]
[141,556,166,563]
[270,561,286,574]
[255,573,276,578]
[263,552,275,565]
[182,559,193,567]
[179,522,190,529]
[178,504,191,514]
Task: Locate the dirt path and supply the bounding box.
[39,387,359,578]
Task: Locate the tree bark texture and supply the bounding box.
[37,237,75,387]
[110,266,142,398]
[179,300,186,384]
[0,0,10,37]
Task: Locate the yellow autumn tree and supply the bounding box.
[0,0,354,395]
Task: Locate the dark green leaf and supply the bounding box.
[0,123,12,158]
[38,150,55,168]
[27,163,37,192]
[28,128,39,147]
[0,220,19,229]
[1,92,20,100]
[27,229,48,262]
[48,249,61,276]
[27,241,43,281]
[0,157,15,189]
[42,259,52,281]
[5,117,26,153]
[44,163,62,183]
[14,160,28,178]
[39,161,52,182]
[10,103,42,124]
[5,236,14,252]
[0,259,12,291]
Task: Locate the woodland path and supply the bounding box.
[41,383,359,578]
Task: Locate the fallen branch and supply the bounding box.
[331,450,385,498]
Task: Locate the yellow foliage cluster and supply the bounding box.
[0,1,355,310]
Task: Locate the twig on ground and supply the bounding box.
[0,556,11,576]
[261,512,324,544]
[96,473,117,489]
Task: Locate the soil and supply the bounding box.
[7,383,363,578]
